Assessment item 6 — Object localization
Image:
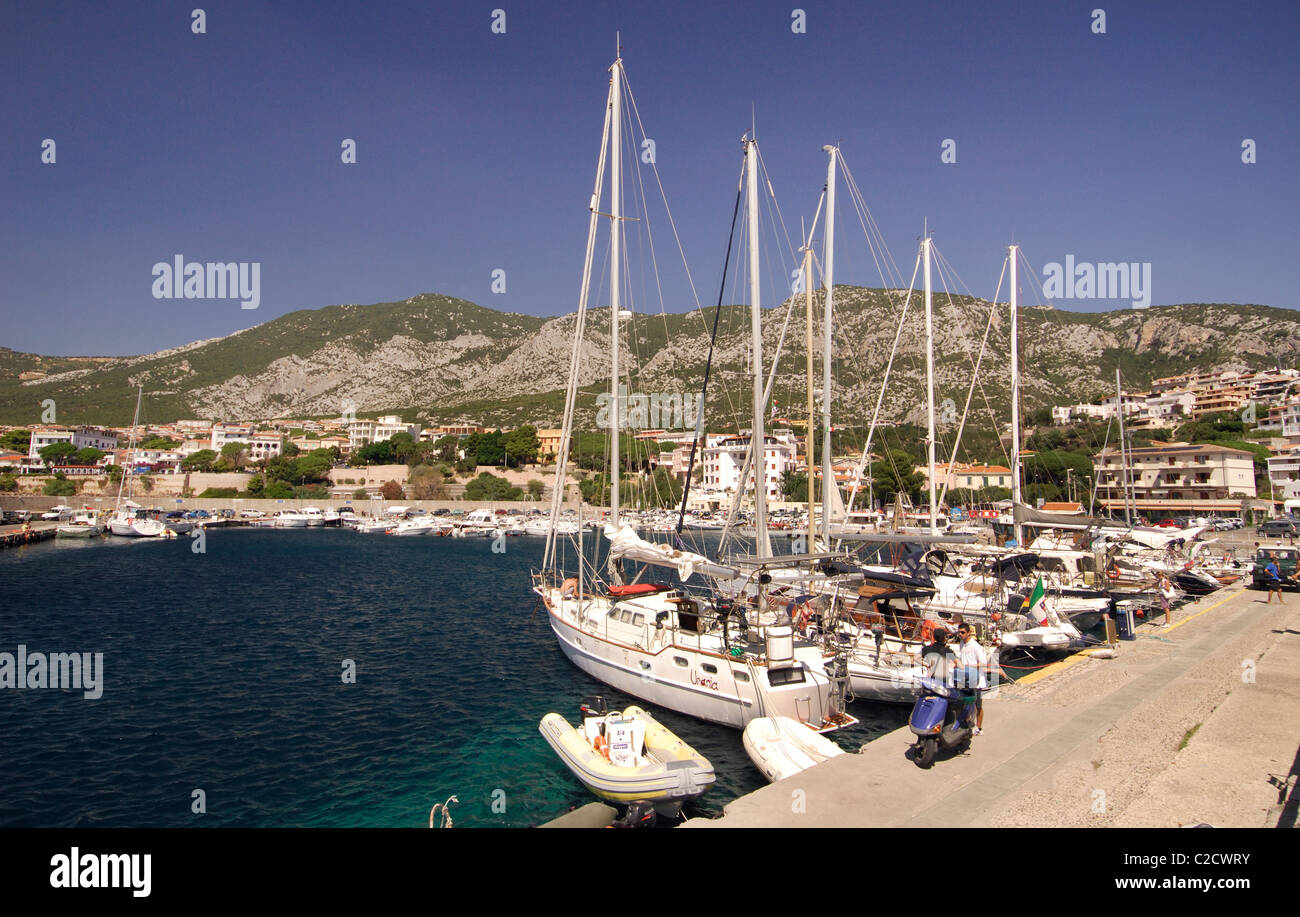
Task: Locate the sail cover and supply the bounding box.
[1012,502,1098,528]
[604,523,737,582]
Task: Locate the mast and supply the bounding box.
[609,55,623,527]
[115,385,143,511]
[746,135,772,558]
[1010,244,1023,545]
[820,145,836,546]
[923,231,937,535]
[1116,367,1132,527]
[543,57,614,570]
[804,241,816,557]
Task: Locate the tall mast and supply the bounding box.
[542,58,613,570]
[1116,367,1131,527]
[115,384,143,511]
[804,241,815,556]
[923,231,937,535]
[746,135,771,558]
[608,56,623,527]
[1010,244,1023,545]
[820,145,836,546]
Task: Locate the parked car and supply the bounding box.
[1257,520,1298,538]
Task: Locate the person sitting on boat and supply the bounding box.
[953,625,988,735]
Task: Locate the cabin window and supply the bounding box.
[767,666,807,687]
[733,669,750,682]
[632,614,645,626]
[639,661,651,671]
[702,663,718,674]
[673,657,688,668]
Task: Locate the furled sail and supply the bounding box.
[604,523,738,582]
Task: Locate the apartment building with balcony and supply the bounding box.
[1093,443,1256,513]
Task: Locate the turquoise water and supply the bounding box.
[0,528,908,827]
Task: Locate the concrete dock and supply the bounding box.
[684,583,1299,828]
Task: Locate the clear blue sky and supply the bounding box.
[3,0,1297,356]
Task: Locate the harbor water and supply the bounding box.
[0,528,910,827]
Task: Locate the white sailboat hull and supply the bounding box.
[109,517,167,537]
[543,589,841,731]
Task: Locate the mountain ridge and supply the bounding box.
[2,290,1297,431]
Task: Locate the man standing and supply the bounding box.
[955,624,988,735]
[1265,553,1284,604]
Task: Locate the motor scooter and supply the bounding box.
[908,676,977,768]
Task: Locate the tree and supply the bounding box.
[245,473,265,495]
[0,473,18,492]
[780,470,809,503]
[409,465,449,500]
[38,441,78,466]
[431,434,461,464]
[293,448,334,484]
[503,425,540,467]
[139,436,179,449]
[1,430,31,453]
[387,432,418,464]
[380,480,405,500]
[527,478,545,500]
[471,431,507,467]
[352,439,395,466]
[639,467,683,508]
[465,471,522,501]
[72,447,104,466]
[867,450,926,504]
[264,480,294,499]
[182,449,219,472]
[218,441,249,471]
[352,488,368,500]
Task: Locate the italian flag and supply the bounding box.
[1023,576,1048,626]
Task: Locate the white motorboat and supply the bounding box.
[742,715,846,783]
[539,699,714,818]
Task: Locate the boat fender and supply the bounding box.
[561,577,579,598]
[919,620,935,642]
[593,734,609,759]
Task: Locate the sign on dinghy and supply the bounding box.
[539,699,715,818]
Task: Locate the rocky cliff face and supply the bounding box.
[2,290,1296,428]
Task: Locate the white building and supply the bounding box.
[1094,443,1257,513]
[1267,448,1300,503]
[27,426,119,459]
[701,430,798,501]
[210,424,282,461]
[348,416,421,451]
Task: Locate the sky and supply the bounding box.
[3,0,1298,357]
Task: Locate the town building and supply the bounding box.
[27,426,119,459]
[1093,443,1256,514]
[348,416,421,451]
[915,462,1014,492]
[701,430,798,501]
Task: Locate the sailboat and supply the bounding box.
[107,387,167,538]
[533,55,853,732]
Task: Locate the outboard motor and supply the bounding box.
[613,800,657,828]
